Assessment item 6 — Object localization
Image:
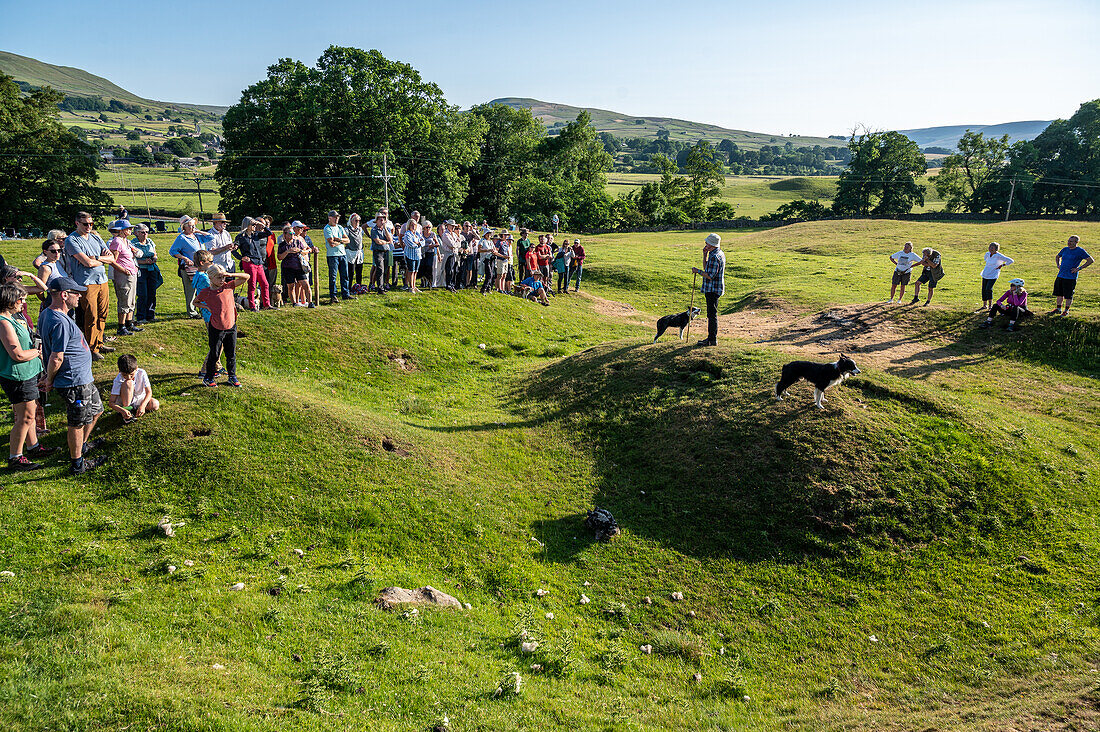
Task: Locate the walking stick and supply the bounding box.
[685,271,698,342]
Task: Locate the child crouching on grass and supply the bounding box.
[109,354,159,424]
[194,265,249,388]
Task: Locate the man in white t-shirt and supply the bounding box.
[205,213,238,272]
[108,354,160,425]
[888,241,923,303]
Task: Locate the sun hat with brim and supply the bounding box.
[180,216,199,227]
[291,220,308,229]
[108,219,133,231]
[704,233,721,248]
[211,213,230,223]
[48,276,87,293]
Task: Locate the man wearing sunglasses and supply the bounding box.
[64,212,116,360]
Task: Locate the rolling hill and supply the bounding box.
[487,97,845,150]
[0,50,227,117]
[897,120,1052,150]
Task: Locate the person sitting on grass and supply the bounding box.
[194,265,249,388]
[1,284,58,471]
[109,354,160,425]
[980,278,1031,332]
[517,271,551,306]
[910,247,944,306]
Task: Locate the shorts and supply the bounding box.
[55,382,104,427]
[404,256,421,272]
[0,375,39,405]
[1053,276,1077,298]
[916,269,936,287]
[981,277,998,301]
[346,248,364,265]
[282,268,308,284]
[892,270,911,286]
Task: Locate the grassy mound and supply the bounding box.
[767,177,836,198]
[526,343,1065,554]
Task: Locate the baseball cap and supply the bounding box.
[328,210,339,218]
[48,276,87,293]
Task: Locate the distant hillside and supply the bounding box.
[0,50,227,117]
[897,121,1051,151]
[487,97,844,150]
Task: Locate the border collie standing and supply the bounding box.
[653,307,701,343]
[775,355,861,410]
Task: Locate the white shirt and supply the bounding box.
[981,251,1014,279]
[111,368,151,408]
[206,227,236,271]
[892,251,922,273]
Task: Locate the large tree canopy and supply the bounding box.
[934,130,1010,213]
[464,103,543,223]
[832,130,926,216]
[0,73,110,230]
[216,47,483,224]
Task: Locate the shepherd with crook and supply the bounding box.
[691,233,725,347]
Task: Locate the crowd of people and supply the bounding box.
[0,207,589,473]
[885,235,1092,331]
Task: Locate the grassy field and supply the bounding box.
[605,173,946,219]
[0,220,1098,730]
[96,164,221,218]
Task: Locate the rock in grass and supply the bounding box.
[520,641,539,653]
[691,672,703,684]
[493,671,522,697]
[292,548,304,557]
[670,592,684,602]
[156,516,184,538]
[375,586,462,611]
[579,594,590,604]
[535,588,549,597]
[229,582,245,591]
[640,644,653,654]
[0,570,15,579]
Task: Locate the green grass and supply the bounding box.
[1,219,1099,730]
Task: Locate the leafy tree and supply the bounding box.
[126,129,141,140]
[706,201,737,220]
[762,199,831,222]
[128,144,153,165]
[833,130,926,216]
[934,130,1009,212]
[464,103,541,222]
[1019,99,1100,214]
[536,111,613,187]
[0,74,111,229]
[681,141,725,218]
[216,47,482,224]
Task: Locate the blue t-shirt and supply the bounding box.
[169,232,213,263]
[64,232,110,286]
[520,277,543,291]
[38,307,93,388]
[323,224,347,257]
[192,271,212,323]
[1058,246,1092,280]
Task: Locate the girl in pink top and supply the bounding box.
[107,220,142,336]
[980,278,1030,332]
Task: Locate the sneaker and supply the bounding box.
[128,324,145,332]
[202,378,218,388]
[696,338,716,347]
[909,297,919,305]
[307,302,316,309]
[226,377,242,388]
[7,455,42,471]
[91,352,105,362]
[117,328,132,336]
[1046,309,1061,315]
[99,345,116,353]
[216,367,227,376]
[104,335,117,342]
[189,314,203,319]
[26,444,59,458]
[70,454,107,475]
[1060,311,1070,317]
[121,413,137,425]
[82,438,104,456]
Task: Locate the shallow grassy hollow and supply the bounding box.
[0,220,1098,731]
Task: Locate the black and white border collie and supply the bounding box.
[653,307,701,343]
[775,355,862,410]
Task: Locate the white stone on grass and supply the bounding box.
[229,582,245,591]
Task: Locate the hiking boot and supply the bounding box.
[82,438,104,456]
[99,345,116,353]
[128,324,145,332]
[909,297,919,305]
[91,352,105,362]
[202,378,218,388]
[70,454,107,475]
[226,376,242,388]
[26,444,60,458]
[696,338,716,347]
[7,455,42,471]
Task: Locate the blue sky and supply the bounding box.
[2,0,1097,135]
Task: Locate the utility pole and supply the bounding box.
[373,153,393,210]
[194,177,205,225]
[1005,178,1017,222]
[143,187,152,224]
